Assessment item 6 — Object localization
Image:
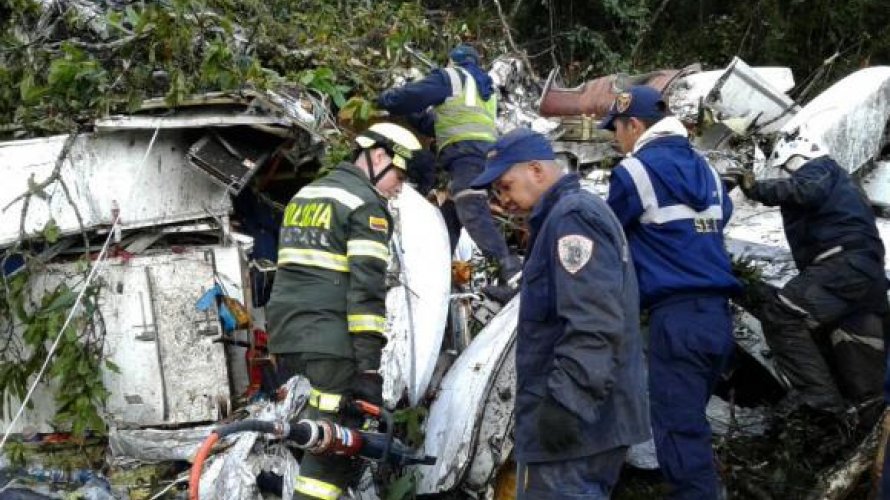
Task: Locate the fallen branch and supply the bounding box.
[57,176,91,260]
[491,0,539,82]
[47,34,143,51]
[3,132,83,252]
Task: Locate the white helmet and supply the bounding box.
[767,134,829,172]
[354,122,422,171]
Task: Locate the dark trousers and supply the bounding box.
[649,295,734,500]
[756,251,886,409]
[276,354,359,500]
[516,447,628,499]
[443,143,510,262]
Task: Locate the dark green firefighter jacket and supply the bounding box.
[267,162,392,372]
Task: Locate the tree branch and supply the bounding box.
[630,0,673,66]
[492,0,540,81]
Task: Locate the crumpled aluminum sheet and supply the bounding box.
[247,443,300,500]
[198,376,311,500]
[111,377,310,500]
[489,57,560,136]
[260,89,328,138]
[707,396,768,437]
[109,425,220,463]
[199,431,260,500]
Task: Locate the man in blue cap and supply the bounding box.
[601,85,742,499]
[377,44,521,289]
[471,128,650,499]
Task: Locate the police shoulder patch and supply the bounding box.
[558,234,594,274]
[369,216,389,232]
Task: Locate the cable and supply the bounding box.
[0,126,161,451]
[148,477,188,500]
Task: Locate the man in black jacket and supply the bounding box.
[726,135,888,414]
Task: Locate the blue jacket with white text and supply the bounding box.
[607,126,742,308]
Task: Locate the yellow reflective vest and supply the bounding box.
[434,67,498,149]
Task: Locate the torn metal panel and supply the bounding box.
[463,342,516,494]
[704,57,798,134]
[382,186,451,407]
[94,108,290,131]
[779,66,890,174]
[415,298,518,494]
[669,62,794,125]
[186,134,268,195]
[0,130,231,249]
[538,68,690,118]
[1,245,246,433]
[862,160,890,208]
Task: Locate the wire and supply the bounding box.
[148,477,188,500]
[0,125,161,451]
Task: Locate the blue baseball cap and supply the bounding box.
[470,128,555,188]
[449,44,480,66]
[599,85,667,131]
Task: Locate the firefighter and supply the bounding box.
[266,123,422,500]
[724,135,888,414]
[376,44,522,286]
[601,85,742,499]
[470,128,650,499]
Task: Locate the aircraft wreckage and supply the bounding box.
[1,56,889,499]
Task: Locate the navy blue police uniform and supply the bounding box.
[602,86,742,500]
[471,129,650,499]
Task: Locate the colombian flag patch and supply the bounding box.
[369,216,389,232]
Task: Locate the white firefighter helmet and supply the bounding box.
[354,122,422,171]
[767,134,829,172]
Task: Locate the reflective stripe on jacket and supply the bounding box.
[267,163,392,358]
[433,67,497,149]
[607,134,742,308]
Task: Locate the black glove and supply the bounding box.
[721,167,756,195]
[351,372,383,406]
[537,395,580,453]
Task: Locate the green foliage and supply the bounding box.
[5,440,27,467]
[392,406,428,448]
[383,470,418,500]
[0,270,108,437]
[0,0,468,138]
[298,67,351,108]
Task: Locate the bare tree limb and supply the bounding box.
[509,0,523,20]
[47,34,142,51]
[630,0,673,66]
[3,132,80,248]
[57,178,90,260]
[547,0,559,70]
[492,0,540,81]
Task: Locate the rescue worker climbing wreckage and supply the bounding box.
[266,123,423,500]
[601,85,742,499]
[723,135,888,419]
[470,129,650,499]
[376,44,523,296]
